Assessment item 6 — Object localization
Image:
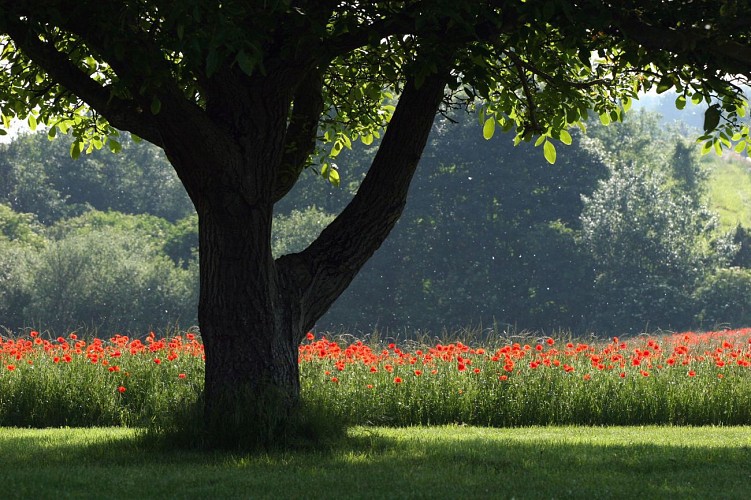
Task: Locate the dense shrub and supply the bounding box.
[0,240,38,331]
[272,206,336,257]
[694,267,751,329]
[580,163,732,334]
[25,227,197,333]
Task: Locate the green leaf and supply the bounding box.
[482,117,495,140]
[656,77,672,94]
[734,140,746,153]
[328,168,340,187]
[236,50,256,77]
[330,141,342,158]
[27,114,37,131]
[599,113,611,126]
[108,138,122,153]
[70,141,81,159]
[206,48,222,77]
[361,134,374,146]
[150,97,161,115]
[543,140,556,164]
[559,129,572,145]
[703,105,721,132]
[675,95,686,110]
[0,129,6,136]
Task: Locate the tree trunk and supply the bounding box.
[197,199,305,447]
[162,64,450,448]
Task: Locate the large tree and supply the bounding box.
[1,1,749,444]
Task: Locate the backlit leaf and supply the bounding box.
[543,140,556,164]
[482,117,495,140]
[559,129,572,145]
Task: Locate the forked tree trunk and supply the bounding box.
[164,65,450,448]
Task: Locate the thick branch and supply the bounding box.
[272,68,325,203]
[277,64,451,333]
[615,16,751,76]
[1,16,163,145]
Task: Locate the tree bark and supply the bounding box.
[197,201,303,447]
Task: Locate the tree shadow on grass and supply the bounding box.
[1,426,750,498]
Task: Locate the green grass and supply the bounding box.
[706,155,751,231]
[1,425,750,499]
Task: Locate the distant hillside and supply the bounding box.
[706,154,751,231]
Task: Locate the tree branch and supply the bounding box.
[0,15,163,145]
[277,61,452,333]
[504,50,540,134]
[272,67,325,203]
[614,15,751,77]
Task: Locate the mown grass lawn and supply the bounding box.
[2,425,750,499]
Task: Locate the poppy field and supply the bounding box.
[2,328,751,428]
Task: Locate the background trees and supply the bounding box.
[3,107,751,336]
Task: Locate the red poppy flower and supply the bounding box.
[117,386,126,393]
[393,377,403,384]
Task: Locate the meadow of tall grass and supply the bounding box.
[2,327,751,430]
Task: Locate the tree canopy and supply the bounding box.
[1,1,749,167]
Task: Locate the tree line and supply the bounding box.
[1,110,750,336]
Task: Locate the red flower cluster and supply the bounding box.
[0,331,205,394]
[299,329,751,385]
